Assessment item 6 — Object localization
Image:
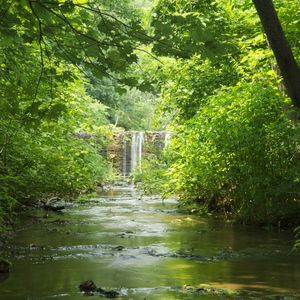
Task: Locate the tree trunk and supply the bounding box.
[252,0,300,108]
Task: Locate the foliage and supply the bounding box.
[151,0,300,62]
[151,0,235,58]
[87,76,156,130]
[0,0,147,82]
[136,150,172,197]
[0,0,156,229]
[144,0,300,226]
[275,0,300,62]
[0,65,109,223]
[166,81,300,224]
[155,55,238,123]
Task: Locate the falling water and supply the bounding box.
[164,132,172,146]
[117,131,171,179]
[122,133,127,180]
[130,131,144,173]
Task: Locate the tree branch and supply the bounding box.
[28,0,45,99]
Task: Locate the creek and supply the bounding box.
[0,185,300,299]
[1,131,300,299]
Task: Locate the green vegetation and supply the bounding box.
[142,0,300,225]
[0,59,109,224]
[87,77,156,130]
[0,0,153,227]
[1,2,300,298]
[1,0,300,230]
[167,81,300,223]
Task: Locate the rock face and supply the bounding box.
[0,259,10,273]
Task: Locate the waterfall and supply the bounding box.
[113,131,172,180]
[164,132,172,146]
[130,131,144,173]
[122,133,127,179]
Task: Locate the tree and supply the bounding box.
[151,0,300,108]
[150,0,233,59]
[0,0,144,224]
[0,0,148,91]
[252,0,300,108]
[142,0,300,224]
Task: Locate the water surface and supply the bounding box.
[1,187,300,299]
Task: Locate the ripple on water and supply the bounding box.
[1,190,300,299]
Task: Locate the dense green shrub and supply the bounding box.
[156,56,238,123]
[0,73,109,226]
[168,81,300,224]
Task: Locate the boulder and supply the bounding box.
[79,280,120,298]
[43,197,66,212]
[79,280,97,292]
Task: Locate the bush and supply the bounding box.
[168,81,300,224]
[0,73,110,222]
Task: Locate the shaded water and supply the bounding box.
[1,187,300,299]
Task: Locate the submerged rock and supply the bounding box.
[43,197,66,212]
[96,288,120,298]
[29,243,46,250]
[182,284,238,297]
[113,246,124,251]
[47,196,62,203]
[79,280,97,292]
[78,281,120,298]
[43,204,65,212]
[0,258,10,273]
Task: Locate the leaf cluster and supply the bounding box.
[144,0,300,225]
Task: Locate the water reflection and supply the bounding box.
[0,273,9,283]
[0,188,300,299]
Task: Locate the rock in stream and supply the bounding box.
[79,280,120,298]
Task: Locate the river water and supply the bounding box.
[1,186,300,299]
